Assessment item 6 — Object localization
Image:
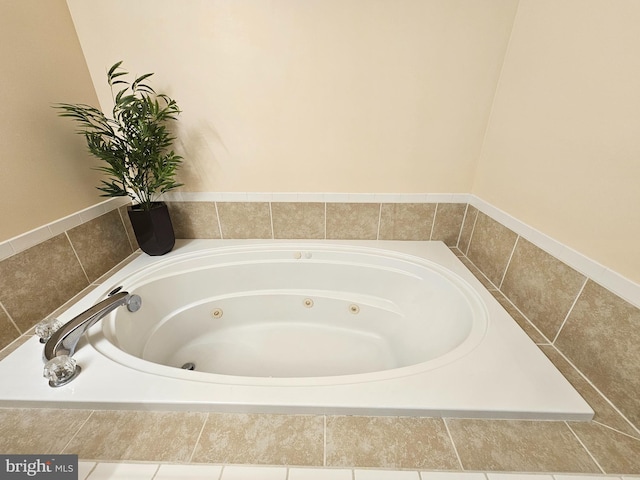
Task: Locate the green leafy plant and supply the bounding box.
[55,61,183,211]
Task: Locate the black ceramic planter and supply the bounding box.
[127,201,176,256]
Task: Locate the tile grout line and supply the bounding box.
[80,461,97,480]
[591,420,640,446]
[268,202,275,240]
[376,203,382,241]
[428,203,439,241]
[564,421,606,475]
[64,232,91,285]
[324,203,328,240]
[552,277,588,345]
[442,418,465,471]
[455,203,469,249]
[60,410,95,454]
[498,235,519,290]
[149,463,162,480]
[187,412,210,463]
[464,207,479,256]
[0,300,21,336]
[323,415,327,467]
[214,202,224,239]
[592,420,640,442]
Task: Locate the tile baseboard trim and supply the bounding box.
[0,197,130,261]
[469,195,640,309]
[160,192,472,203]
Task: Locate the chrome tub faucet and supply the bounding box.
[36,290,141,387]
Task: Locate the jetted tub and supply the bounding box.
[0,240,593,420]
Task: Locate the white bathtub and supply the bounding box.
[0,240,593,420]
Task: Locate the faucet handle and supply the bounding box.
[35,317,64,344]
[43,355,81,387]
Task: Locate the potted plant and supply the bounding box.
[55,61,183,255]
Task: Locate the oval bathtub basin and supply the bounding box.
[100,243,487,384]
[0,240,594,420]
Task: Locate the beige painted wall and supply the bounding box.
[0,0,104,242]
[6,0,636,285]
[474,0,640,283]
[66,0,518,193]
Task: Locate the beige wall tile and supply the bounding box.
[432,203,466,246]
[67,210,133,281]
[166,201,221,239]
[93,253,140,285]
[118,205,138,250]
[555,280,640,429]
[0,234,88,332]
[540,345,639,438]
[446,419,600,473]
[458,205,478,254]
[0,408,92,454]
[325,416,460,470]
[64,410,206,462]
[378,203,435,240]
[490,290,548,344]
[326,203,380,240]
[458,256,495,290]
[569,422,640,474]
[217,202,272,239]
[192,413,323,465]
[466,212,518,287]
[0,307,20,351]
[44,285,100,323]
[272,202,325,239]
[501,238,586,340]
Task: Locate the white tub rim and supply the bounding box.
[0,240,595,420]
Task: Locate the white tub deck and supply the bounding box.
[0,240,593,420]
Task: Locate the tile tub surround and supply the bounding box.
[163,200,468,245]
[459,207,640,438]
[1,195,640,474]
[1,408,640,475]
[555,281,640,428]
[0,208,135,349]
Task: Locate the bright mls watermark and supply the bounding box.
[1,455,77,479]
